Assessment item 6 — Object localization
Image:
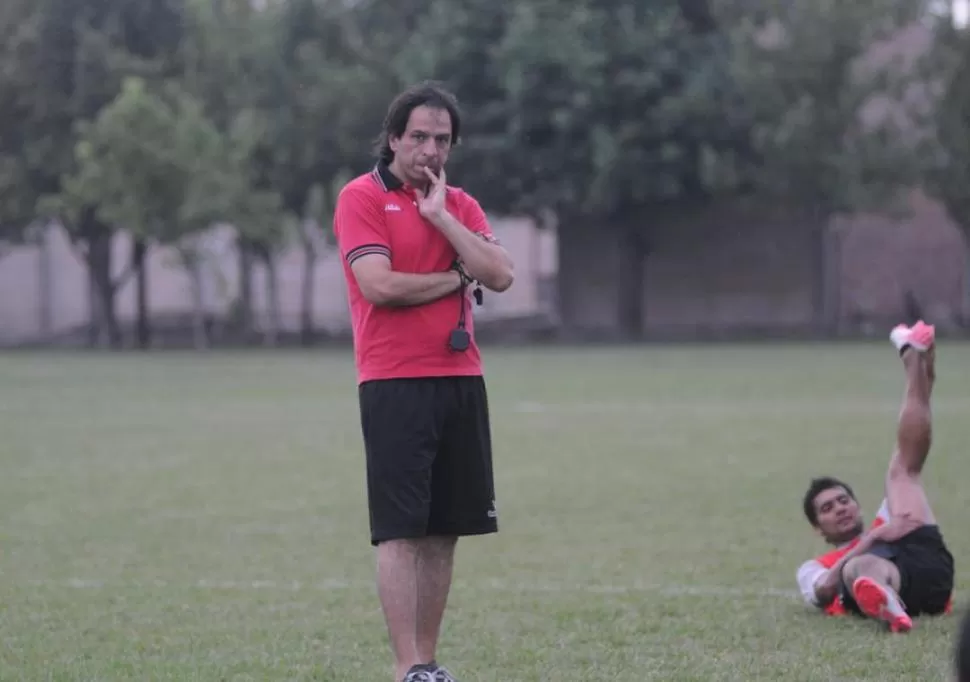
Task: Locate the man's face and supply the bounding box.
[812,485,864,545]
[388,105,453,187]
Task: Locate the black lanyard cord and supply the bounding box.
[457,277,469,330]
[449,260,482,350]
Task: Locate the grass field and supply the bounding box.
[1,342,969,681]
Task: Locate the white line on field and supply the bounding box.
[24,577,801,600]
[508,400,970,416]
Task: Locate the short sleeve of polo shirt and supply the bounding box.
[460,193,500,245]
[796,559,826,607]
[333,186,391,267]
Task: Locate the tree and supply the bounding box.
[257,0,389,343]
[64,77,275,349]
[483,0,738,338]
[722,0,932,332]
[0,0,43,242]
[366,0,522,216]
[26,0,186,347]
[329,0,739,339]
[919,13,970,323]
[180,0,278,340]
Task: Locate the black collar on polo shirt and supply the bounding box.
[372,160,448,196]
[372,161,404,192]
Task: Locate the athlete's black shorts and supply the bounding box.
[841,524,954,617]
[358,375,498,547]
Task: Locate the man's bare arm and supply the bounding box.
[810,516,922,604]
[429,211,514,292]
[416,168,513,292]
[350,254,461,307]
[811,533,879,605]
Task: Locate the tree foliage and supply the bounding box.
[723,0,931,215]
[920,16,970,235]
[0,0,945,342]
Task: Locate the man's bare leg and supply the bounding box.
[415,536,457,665]
[842,554,901,593]
[886,323,936,527]
[377,536,458,681]
[376,540,423,681]
[842,322,938,633]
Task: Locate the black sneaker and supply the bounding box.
[402,664,437,682]
[433,664,458,682]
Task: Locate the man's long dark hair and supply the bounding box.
[373,81,462,164]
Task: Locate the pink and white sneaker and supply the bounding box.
[890,320,935,354]
[851,577,913,633]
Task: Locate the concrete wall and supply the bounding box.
[0,215,558,344]
[0,189,965,345]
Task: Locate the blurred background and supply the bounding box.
[2,0,970,350]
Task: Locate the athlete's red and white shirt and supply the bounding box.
[795,499,890,615]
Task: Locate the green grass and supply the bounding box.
[1,342,969,681]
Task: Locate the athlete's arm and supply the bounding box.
[796,560,827,607]
[866,515,923,544]
[350,254,461,307]
[809,533,878,605]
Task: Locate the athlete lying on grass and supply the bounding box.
[797,321,954,632]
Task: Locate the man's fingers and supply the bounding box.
[422,166,446,191]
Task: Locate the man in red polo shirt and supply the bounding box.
[332,81,514,682]
[796,322,954,632]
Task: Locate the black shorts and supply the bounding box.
[841,525,954,617]
[358,375,498,546]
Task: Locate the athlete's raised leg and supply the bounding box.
[886,321,936,527]
[843,321,938,633]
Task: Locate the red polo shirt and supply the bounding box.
[333,163,498,384]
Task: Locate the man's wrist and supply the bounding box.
[428,209,455,231]
[451,260,472,286]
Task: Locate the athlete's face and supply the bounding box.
[812,485,864,545]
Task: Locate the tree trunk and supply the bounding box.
[616,221,649,341]
[133,238,150,349]
[37,225,52,339]
[87,267,100,347]
[963,240,970,328]
[300,222,317,346]
[86,228,122,349]
[812,220,842,336]
[185,250,209,350]
[554,216,579,338]
[237,239,255,340]
[262,250,280,347]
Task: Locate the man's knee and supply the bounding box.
[413,535,458,554]
[841,555,874,584]
[841,554,899,588]
[377,537,421,560]
[427,535,458,548]
[376,535,457,555]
